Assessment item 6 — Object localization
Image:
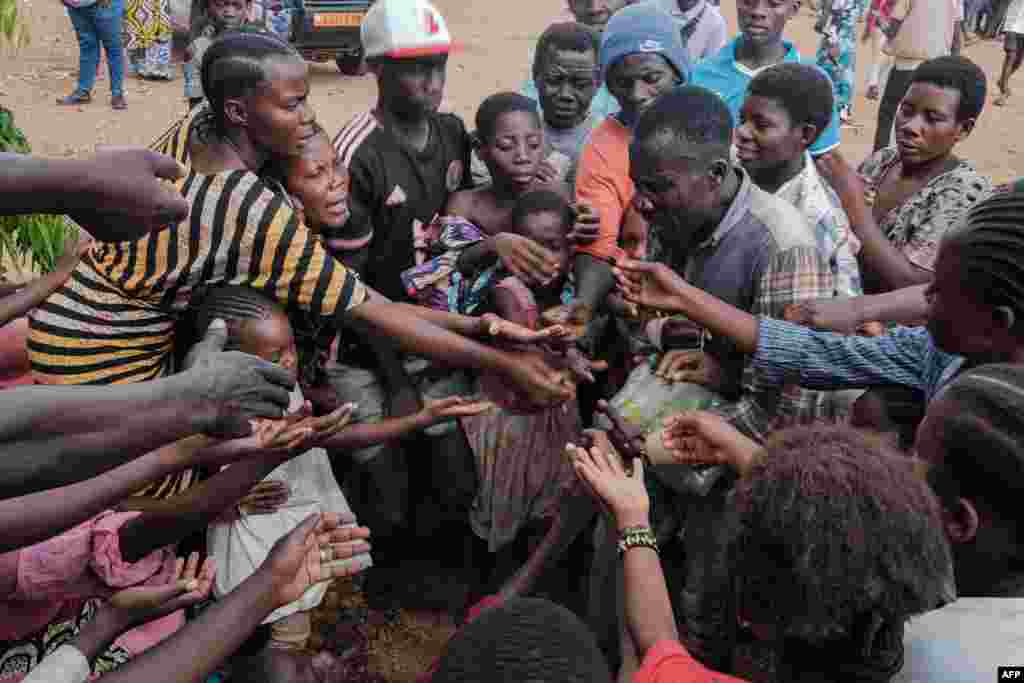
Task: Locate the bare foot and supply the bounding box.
[995,92,1011,106]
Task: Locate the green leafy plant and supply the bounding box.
[0,107,74,276]
[0,0,30,51]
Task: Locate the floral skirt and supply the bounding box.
[0,600,131,680]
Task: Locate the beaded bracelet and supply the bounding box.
[617,525,658,556]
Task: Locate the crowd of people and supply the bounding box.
[6,0,1024,679]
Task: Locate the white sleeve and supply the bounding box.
[23,645,91,683]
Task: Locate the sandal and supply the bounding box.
[995,92,1011,106]
[866,84,880,100]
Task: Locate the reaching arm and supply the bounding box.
[0,439,203,554]
[816,153,933,291]
[0,235,87,327]
[97,513,371,683]
[0,378,210,500]
[569,445,678,657]
[613,259,761,354]
[340,298,574,408]
[0,149,190,243]
[0,321,294,500]
[116,451,289,562]
[785,283,930,333]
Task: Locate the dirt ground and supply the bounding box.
[1,1,1020,680]
[3,0,1021,183]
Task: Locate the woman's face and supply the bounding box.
[245,57,317,161]
[479,111,545,193]
[894,82,970,168]
[285,133,350,231]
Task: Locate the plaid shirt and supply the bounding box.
[712,244,837,442]
[650,170,837,443]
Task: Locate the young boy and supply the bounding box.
[995,0,1024,106]
[736,63,861,298]
[182,0,257,110]
[570,3,689,346]
[691,0,842,158]
[511,22,602,188]
[333,0,471,298]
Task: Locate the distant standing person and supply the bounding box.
[815,0,864,123]
[57,0,127,109]
[635,0,728,62]
[124,0,175,80]
[995,0,1024,105]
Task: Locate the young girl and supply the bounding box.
[198,285,491,650]
[182,0,255,109]
[457,189,582,554]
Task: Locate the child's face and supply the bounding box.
[735,95,809,178]
[376,54,448,119]
[235,312,299,383]
[519,210,571,282]
[736,0,797,47]
[619,206,649,260]
[480,111,544,193]
[208,0,249,30]
[567,0,628,31]
[285,133,351,232]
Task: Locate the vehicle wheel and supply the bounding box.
[336,50,367,76]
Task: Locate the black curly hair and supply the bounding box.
[909,55,987,123]
[746,63,835,145]
[728,425,952,646]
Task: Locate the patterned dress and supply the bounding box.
[124,0,174,79]
[817,0,864,121]
[858,148,994,271]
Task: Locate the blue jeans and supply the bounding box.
[67,0,125,97]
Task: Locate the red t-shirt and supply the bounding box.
[635,640,751,683]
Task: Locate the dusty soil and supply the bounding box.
[2,1,1020,680]
[4,0,1020,182]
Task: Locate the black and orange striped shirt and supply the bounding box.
[27,107,367,496]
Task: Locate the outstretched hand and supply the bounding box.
[420,396,495,423]
[503,349,577,409]
[567,441,650,529]
[594,400,646,461]
[567,202,601,245]
[262,512,372,609]
[613,259,690,313]
[183,319,297,439]
[493,234,562,287]
[661,411,760,474]
[67,147,191,243]
[479,312,568,345]
[108,552,216,629]
[655,350,726,392]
